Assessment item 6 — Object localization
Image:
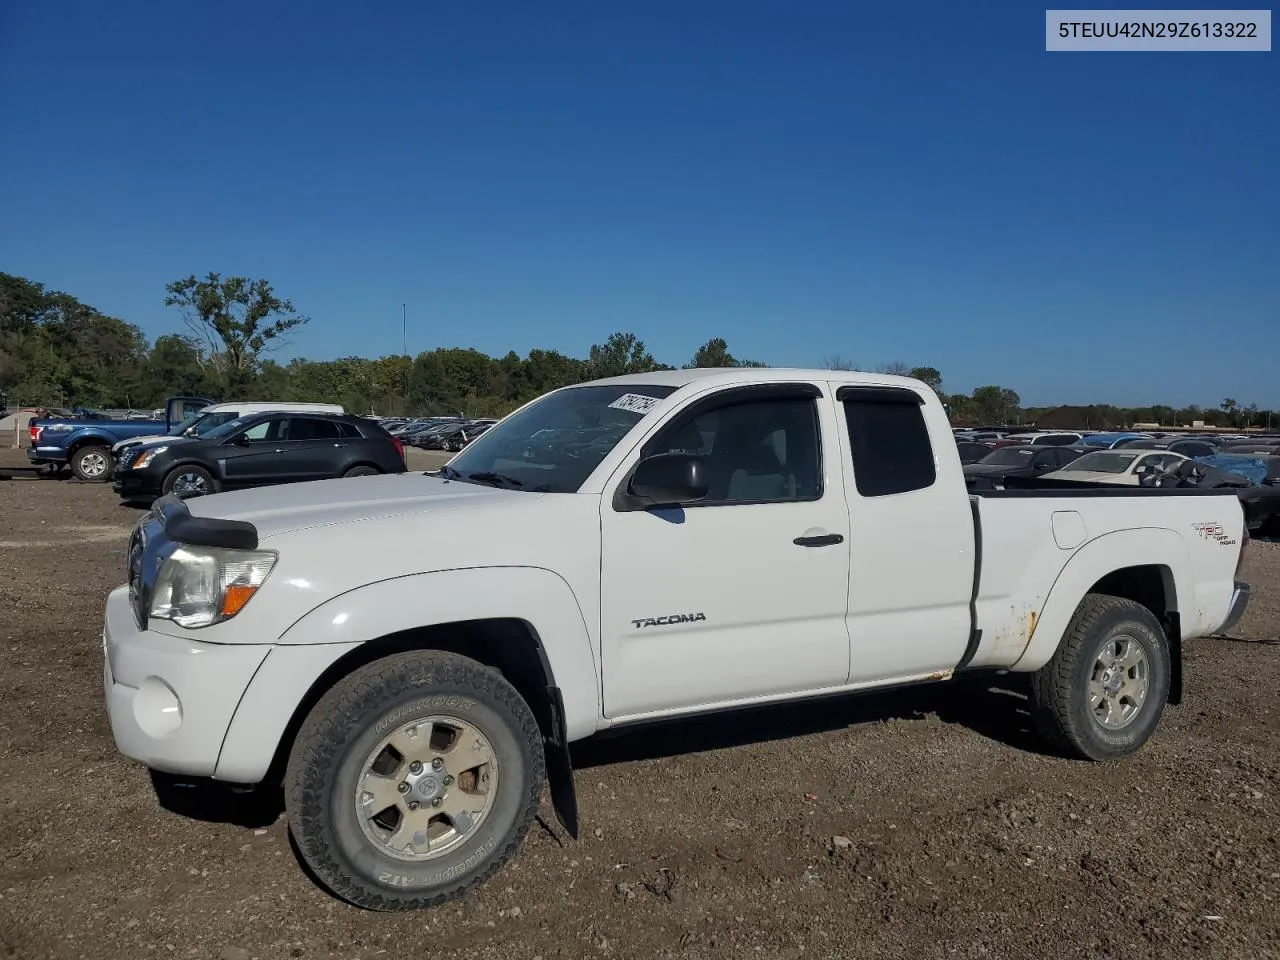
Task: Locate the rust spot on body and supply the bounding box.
[1028,610,1038,637]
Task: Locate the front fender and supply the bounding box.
[1011,528,1190,672]
[214,567,601,783]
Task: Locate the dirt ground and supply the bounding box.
[1,448,1277,960]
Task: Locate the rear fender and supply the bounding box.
[1011,528,1190,672]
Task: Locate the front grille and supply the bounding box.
[116,448,139,471]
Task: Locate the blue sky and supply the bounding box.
[1,1,1275,407]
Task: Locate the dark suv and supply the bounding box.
[112,411,406,499]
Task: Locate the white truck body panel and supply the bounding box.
[101,368,1249,785]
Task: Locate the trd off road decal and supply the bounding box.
[632,612,707,629]
[1192,521,1238,547]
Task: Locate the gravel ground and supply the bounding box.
[1,450,1277,960]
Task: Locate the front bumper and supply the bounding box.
[1218,580,1251,634]
[112,470,163,498]
[102,586,268,777]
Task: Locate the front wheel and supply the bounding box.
[1030,594,1171,761]
[285,651,544,911]
[71,445,112,482]
[343,465,379,478]
[162,465,218,498]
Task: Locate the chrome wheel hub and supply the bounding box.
[355,716,498,862]
[1089,635,1150,730]
[80,452,108,477]
[171,473,208,496]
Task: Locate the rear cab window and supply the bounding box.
[838,387,935,496]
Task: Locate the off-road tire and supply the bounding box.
[285,651,544,911]
[1030,594,1170,760]
[71,445,112,482]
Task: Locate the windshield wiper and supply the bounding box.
[463,471,525,489]
[437,464,464,480]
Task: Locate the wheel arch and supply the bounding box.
[1012,528,1190,679]
[215,567,600,835]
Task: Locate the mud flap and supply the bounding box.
[545,685,579,839]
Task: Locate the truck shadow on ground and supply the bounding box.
[571,671,1043,769]
[147,672,1043,830]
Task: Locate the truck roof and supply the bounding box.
[581,368,925,391]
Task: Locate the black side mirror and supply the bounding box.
[231,434,251,447]
[628,453,709,507]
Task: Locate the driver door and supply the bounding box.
[598,384,852,719]
[219,417,289,487]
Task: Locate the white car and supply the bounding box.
[1042,449,1190,486]
[1001,431,1084,446]
[112,402,345,456]
[102,368,1250,911]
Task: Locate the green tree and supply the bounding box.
[969,385,1021,424]
[165,273,307,394]
[685,337,767,369]
[586,332,665,379]
[142,335,214,402]
[908,366,943,393]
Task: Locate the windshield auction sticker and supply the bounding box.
[1046,10,1271,50]
[608,393,663,415]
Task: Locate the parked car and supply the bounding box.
[1079,432,1152,449]
[993,431,1083,449]
[1146,455,1280,535]
[101,368,1249,909]
[111,411,406,499]
[404,420,464,447]
[1114,436,1219,458]
[112,402,345,461]
[955,440,995,464]
[28,395,215,481]
[963,445,1086,489]
[1040,449,1188,486]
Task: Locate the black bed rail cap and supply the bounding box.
[151,494,259,550]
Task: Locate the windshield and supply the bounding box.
[201,415,256,441]
[445,383,679,492]
[1059,452,1139,474]
[166,409,212,436]
[978,447,1036,466]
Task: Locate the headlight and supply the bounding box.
[150,545,277,628]
[133,446,168,469]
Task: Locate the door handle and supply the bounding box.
[274,448,286,454]
[332,442,348,448]
[793,533,844,547]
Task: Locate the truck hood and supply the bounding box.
[113,433,172,452]
[183,473,528,540]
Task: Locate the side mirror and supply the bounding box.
[231,434,251,447]
[629,453,709,506]
[184,427,198,438]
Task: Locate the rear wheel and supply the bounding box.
[1030,594,1170,760]
[71,445,112,482]
[162,465,218,498]
[343,465,379,478]
[285,651,544,911]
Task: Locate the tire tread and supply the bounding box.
[284,650,544,911]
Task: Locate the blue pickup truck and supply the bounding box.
[28,396,214,481]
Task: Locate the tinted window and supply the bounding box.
[843,397,935,497]
[1032,451,1058,468]
[647,397,821,503]
[287,418,342,441]
[337,421,363,439]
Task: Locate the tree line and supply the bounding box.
[1,271,1274,429]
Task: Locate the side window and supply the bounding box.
[287,418,342,441]
[842,395,935,497]
[645,397,822,504]
[241,420,275,442]
[337,421,363,439]
[1032,450,1057,469]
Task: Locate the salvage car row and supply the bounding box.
[951,428,1280,535]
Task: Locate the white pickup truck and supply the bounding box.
[102,369,1251,911]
